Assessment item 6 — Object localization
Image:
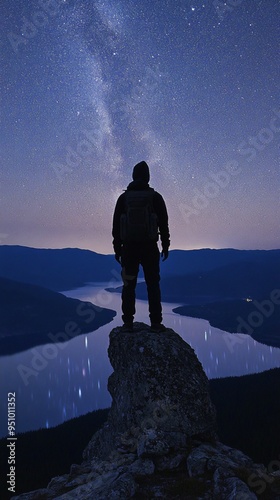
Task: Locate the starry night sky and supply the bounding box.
[1,0,279,253]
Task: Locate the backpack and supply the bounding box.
[120,190,158,242]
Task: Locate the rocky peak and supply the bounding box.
[84,322,217,462]
[13,323,279,499]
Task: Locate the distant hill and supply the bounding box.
[0,246,118,291]
[173,299,280,348]
[0,245,279,292]
[133,258,280,303]
[0,277,116,355]
[160,247,280,277]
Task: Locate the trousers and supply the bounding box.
[121,242,162,324]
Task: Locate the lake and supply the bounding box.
[0,282,280,438]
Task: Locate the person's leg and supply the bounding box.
[121,244,139,324]
[141,244,162,325]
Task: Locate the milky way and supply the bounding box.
[1,0,279,252]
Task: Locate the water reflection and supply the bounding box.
[163,310,280,379]
[0,283,279,437]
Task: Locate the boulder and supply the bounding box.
[84,322,217,461]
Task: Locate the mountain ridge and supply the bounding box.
[1,245,279,291]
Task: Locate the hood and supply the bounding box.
[132,161,150,183]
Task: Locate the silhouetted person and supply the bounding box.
[112,161,170,332]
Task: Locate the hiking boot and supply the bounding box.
[120,323,133,332]
[150,323,166,333]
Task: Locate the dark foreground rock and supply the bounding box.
[13,323,280,499]
[84,321,217,462]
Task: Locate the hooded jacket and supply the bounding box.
[112,170,170,255]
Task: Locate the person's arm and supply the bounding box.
[153,192,170,257]
[112,194,124,259]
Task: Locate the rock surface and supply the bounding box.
[13,323,280,499]
[84,322,217,462]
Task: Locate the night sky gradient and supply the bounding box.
[1,0,279,253]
